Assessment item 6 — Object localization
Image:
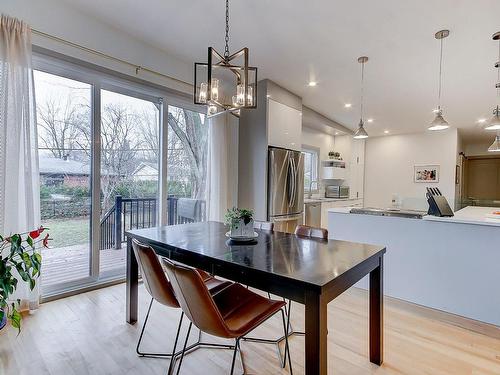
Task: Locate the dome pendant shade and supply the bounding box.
[488,135,500,152]
[428,109,450,131]
[353,119,369,139]
[484,106,500,131]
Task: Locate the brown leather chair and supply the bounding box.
[162,258,293,375]
[294,224,328,240]
[253,220,274,231]
[132,239,231,374]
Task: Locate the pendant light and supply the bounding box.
[488,134,500,152]
[194,0,258,118]
[428,30,450,131]
[483,32,500,131]
[353,56,369,139]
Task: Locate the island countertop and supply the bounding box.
[328,205,500,326]
[328,205,500,227]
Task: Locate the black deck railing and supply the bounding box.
[99,195,205,250]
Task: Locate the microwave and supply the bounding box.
[325,185,350,199]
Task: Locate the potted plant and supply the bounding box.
[0,226,49,332]
[224,208,254,237]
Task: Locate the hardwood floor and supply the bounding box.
[1,283,499,374]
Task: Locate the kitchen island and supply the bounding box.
[328,206,500,326]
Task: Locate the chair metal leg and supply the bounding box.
[137,298,186,358]
[281,308,293,374]
[230,338,240,375]
[167,312,184,375]
[175,322,193,375]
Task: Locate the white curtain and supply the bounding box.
[0,15,40,311]
[206,113,238,222]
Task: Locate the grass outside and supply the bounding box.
[43,217,89,248]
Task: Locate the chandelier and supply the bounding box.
[194,0,258,118]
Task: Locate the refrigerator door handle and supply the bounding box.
[271,213,303,222]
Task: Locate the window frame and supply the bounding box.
[302,144,320,194]
[32,48,201,300]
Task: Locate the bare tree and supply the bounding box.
[167,108,208,199]
[37,96,85,159]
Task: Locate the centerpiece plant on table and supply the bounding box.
[0,226,49,332]
[224,208,254,237]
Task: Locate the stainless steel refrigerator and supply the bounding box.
[268,146,304,233]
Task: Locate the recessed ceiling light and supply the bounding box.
[344,103,352,108]
[367,118,374,123]
[308,81,317,87]
[335,132,339,135]
[477,118,486,123]
[384,130,390,134]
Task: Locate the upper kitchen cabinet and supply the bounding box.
[267,98,302,151]
[238,80,302,219]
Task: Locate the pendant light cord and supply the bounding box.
[438,36,444,110]
[360,60,365,120]
[224,0,230,59]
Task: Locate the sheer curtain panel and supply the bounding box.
[206,113,238,222]
[0,15,40,310]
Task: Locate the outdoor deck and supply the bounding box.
[41,243,126,289]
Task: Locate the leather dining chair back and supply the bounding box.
[294,224,328,240]
[254,221,274,231]
[162,258,230,338]
[132,239,179,308]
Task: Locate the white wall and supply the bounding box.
[364,129,458,211]
[1,0,192,93]
[302,126,335,163]
[464,141,494,156]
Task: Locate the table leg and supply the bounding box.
[126,237,138,324]
[369,255,384,365]
[304,290,328,375]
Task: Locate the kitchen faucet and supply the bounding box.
[308,178,318,199]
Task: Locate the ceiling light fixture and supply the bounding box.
[353,56,369,139]
[308,81,317,87]
[194,0,257,118]
[367,118,374,123]
[429,30,450,131]
[484,32,500,131]
[488,134,500,152]
[344,103,352,108]
[384,130,390,134]
[478,118,487,123]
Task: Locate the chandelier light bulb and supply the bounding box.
[198,82,208,103]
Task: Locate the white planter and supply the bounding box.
[230,219,254,237]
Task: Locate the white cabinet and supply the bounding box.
[322,166,346,179]
[319,199,364,228]
[267,98,302,151]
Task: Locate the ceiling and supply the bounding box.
[60,0,500,142]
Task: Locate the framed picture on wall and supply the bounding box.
[414,165,440,183]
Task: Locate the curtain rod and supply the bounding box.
[31,28,192,87]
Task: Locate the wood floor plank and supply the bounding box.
[1,284,499,374]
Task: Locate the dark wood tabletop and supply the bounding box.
[125,221,386,375]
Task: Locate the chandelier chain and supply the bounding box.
[224,0,230,59]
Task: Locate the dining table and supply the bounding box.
[125,221,386,375]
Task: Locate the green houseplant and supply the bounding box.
[224,208,254,237]
[0,226,48,331]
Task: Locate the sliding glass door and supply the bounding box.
[35,70,93,292]
[34,59,162,296]
[99,89,160,277]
